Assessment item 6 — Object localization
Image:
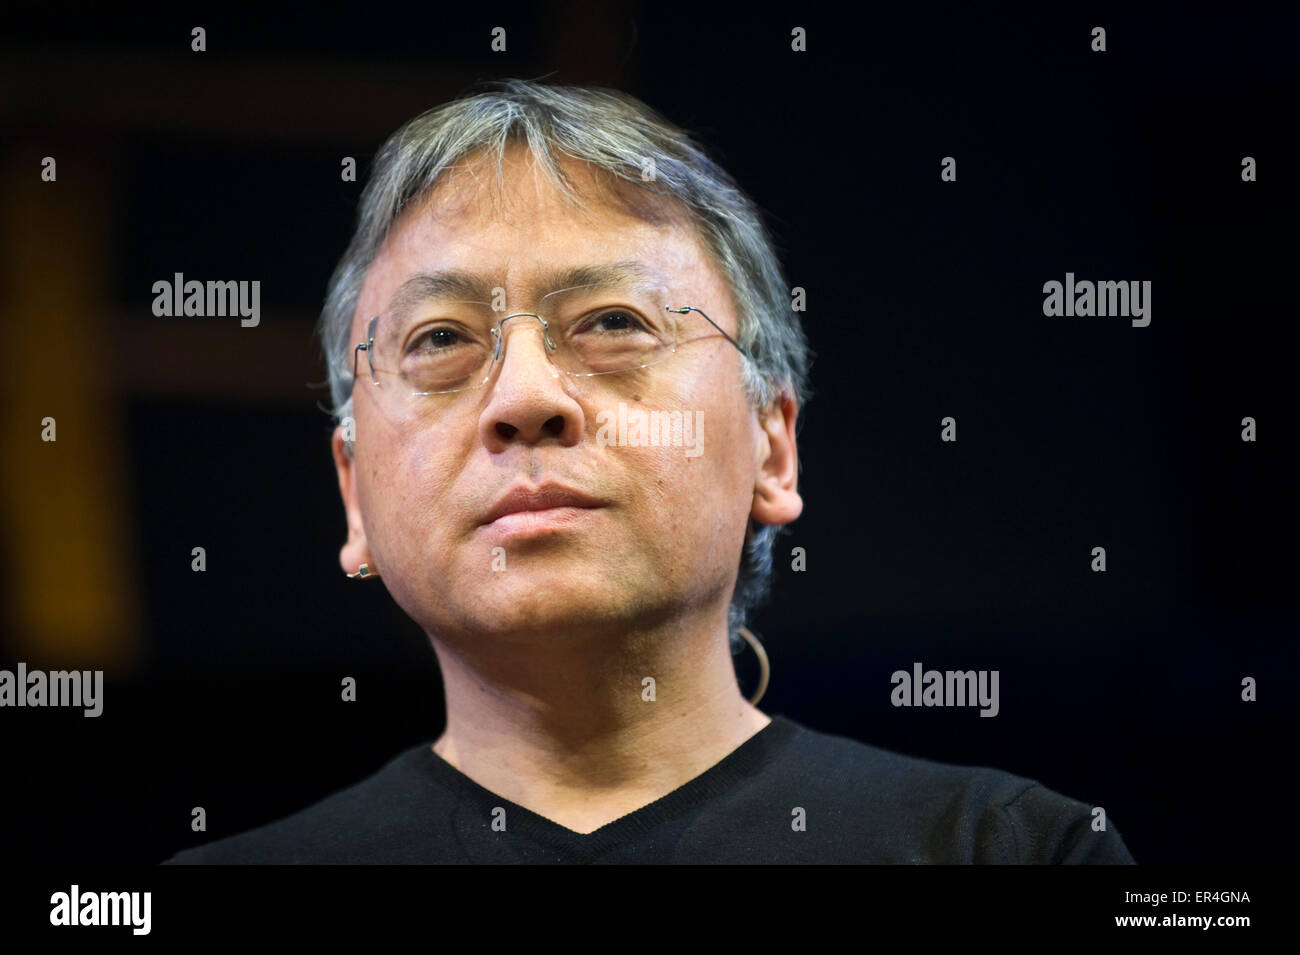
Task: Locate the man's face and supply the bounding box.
[334,144,799,644]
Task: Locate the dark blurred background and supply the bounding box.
[1,3,1295,865]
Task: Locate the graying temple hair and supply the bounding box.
[316,78,812,647]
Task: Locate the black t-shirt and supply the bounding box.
[163,714,1135,864]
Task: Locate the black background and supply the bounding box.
[1,2,1296,866]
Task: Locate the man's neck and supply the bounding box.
[427,617,769,834]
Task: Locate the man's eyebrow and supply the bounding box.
[536,261,663,300]
[383,260,664,316]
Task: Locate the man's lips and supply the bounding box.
[480,483,606,527]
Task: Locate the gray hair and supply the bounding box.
[316,78,812,646]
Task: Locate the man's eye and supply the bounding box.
[411,327,465,352]
[578,310,650,335]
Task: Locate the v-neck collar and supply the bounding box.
[420,714,802,861]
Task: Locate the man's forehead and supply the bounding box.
[383,260,669,313]
[365,206,715,314]
[394,180,688,258]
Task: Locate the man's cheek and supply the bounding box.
[633,452,688,517]
[645,465,700,537]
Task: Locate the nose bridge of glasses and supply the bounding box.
[492,311,554,360]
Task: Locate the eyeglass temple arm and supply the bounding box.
[352,341,366,381]
[351,316,379,382]
[665,306,748,358]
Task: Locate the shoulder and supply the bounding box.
[770,717,1135,864]
[162,742,441,864]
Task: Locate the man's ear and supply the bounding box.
[331,425,373,575]
[751,392,803,526]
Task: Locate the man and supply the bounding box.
[166,79,1134,864]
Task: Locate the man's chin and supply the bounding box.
[442,573,658,639]
[445,603,644,644]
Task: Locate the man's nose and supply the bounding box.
[478,314,584,446]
